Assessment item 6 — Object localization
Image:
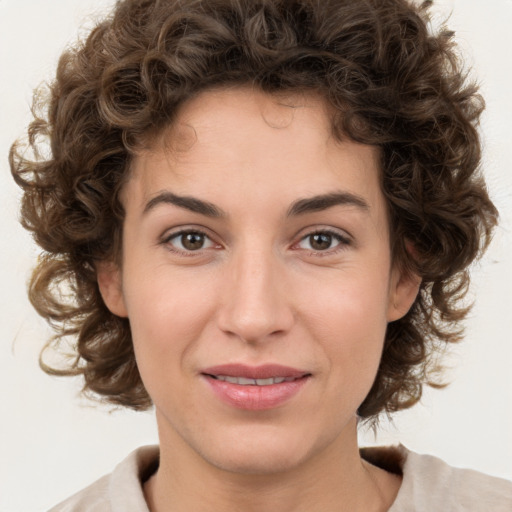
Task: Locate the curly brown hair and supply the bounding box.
[10,0,497,419]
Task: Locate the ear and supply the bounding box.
[96,262,128,318]
[387,266,421,322]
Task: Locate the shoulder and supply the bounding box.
[47,445,159,512]
[47,474,112,512]
[384,445,512,512]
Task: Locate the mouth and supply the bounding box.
[201,363,310,383]
[208,375,300,386]
[201,364,311,410]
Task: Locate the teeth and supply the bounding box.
[214,375,296,386]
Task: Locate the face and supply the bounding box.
[99,88,418,475]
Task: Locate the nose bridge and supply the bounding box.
[218,239,293,342]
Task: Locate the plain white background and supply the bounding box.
[1,0,511,510]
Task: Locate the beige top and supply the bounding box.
[48,445,512,511]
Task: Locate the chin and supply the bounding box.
[194,424,325,476]
[205,446,307,476]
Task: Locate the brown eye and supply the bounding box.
[181,232,206,250]
[166,230,215,252]
[297,230,349,252]
[309,233,333,251]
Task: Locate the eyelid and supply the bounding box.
[292,226,353,253]
[160,225,222,255]
[159,224,352,256]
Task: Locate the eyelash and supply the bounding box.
[161,229,219,256]
[160,227,351,256]
[294,229,351,255]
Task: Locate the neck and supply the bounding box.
[144,416,400,512]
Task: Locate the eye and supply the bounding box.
[164,230,216,252]
[296,230,350,252]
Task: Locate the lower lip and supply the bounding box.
[203,375,309,410]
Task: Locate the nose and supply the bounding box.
[216,246,294,344]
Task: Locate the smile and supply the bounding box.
[209,375,298,386]
[201,364,310,410]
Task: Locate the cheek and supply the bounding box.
[300,268,390,381]
[304,266,390,336]
[122,267,219,374]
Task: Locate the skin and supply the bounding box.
[98,87,420,512]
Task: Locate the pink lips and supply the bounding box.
[201,364,310,410]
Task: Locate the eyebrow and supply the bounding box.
[143,190,369,218]
[143,191,226,218]
[287,192,369,216]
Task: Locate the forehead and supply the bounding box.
[126,87,384,222]
[143,88,338,172]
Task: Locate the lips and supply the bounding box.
[212,375,296,386]
[201,364,310,410]
[202,363,308,380]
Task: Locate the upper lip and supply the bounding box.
[201,364,310,379]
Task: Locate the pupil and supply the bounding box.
[182,233,204,250]
[310,233,331,250]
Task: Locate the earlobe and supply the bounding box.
[96,262,128,318]
[387,268,421,322]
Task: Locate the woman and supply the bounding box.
[9,0,512,510]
